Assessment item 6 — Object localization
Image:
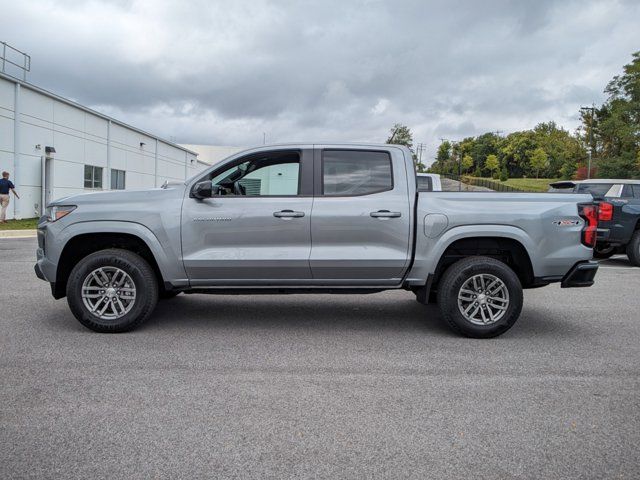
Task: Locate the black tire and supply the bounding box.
[593,244,615,259]
[66,249,159,333]
[626,231,640,267]
[437,256,523,338]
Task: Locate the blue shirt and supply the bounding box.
[0,178,15,194]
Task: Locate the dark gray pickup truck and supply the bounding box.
[35,144,599,338]
[549,179,640,264]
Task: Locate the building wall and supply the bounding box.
[0,74,202,219]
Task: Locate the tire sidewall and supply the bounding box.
[67,250,157,332]
[438,258,523,338]
[626,232,640,267]
[593,244,615,259]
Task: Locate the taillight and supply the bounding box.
[598,202,613,221]
[578,203,598,248]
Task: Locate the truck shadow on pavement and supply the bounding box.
[126,292,572,339]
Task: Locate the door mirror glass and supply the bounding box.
[192,180,213,199]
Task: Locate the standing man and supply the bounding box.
[0,171,19,223]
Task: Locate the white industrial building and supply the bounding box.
[0,69,208,220]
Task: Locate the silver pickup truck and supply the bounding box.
[34,144,599,338]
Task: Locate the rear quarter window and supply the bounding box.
[577,183,614,198]
[417,176,433,191]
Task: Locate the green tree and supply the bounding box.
[386,123,425,172]
[529,147,549,178]
[500,166,509,182]
[533,122,583,178]
[386,124,413,149]
[431,141,452,174]
[471,133,500,175]
[461,154,473,173]
[484,154,499,177]
[499,131,537,177]
[583,51,640,178]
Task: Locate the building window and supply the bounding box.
[84,165,103,189]
[111,169,126,190]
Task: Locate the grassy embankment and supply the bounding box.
[0,218,38,230]
[479,177,559,192]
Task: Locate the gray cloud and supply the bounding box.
[1,0,637,160]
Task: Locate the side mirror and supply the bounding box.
[192,181,213,199]
[192,181,223,199]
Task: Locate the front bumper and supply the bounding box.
[34,262,45,280]
[561,260,599,288]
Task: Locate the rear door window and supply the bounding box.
[621,185,634,198]
[322,150,393,196]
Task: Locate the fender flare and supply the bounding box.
[57,220,185,282]
[408,224,538,286]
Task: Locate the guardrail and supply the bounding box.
[1,41,31,81]
[441,174,526,192]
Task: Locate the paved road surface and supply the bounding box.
[1,238,639,479]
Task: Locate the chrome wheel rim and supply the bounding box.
[457,273,509,326]
[81,267,136,320]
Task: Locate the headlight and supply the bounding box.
[45,205,76,222]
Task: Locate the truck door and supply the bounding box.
[309,147,412,284]
[181,149,314,284]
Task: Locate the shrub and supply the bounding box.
[500,167,508,182]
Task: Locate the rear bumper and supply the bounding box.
[560,260,599,288]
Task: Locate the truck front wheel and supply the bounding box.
[436,256,523,338]
[66,249,159,333]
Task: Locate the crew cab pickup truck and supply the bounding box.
[35,144,599,338]
[549,179,640,265]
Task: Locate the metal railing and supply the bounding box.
[441,174,527,192]
[463,176,526,192]
[1,41,31,81]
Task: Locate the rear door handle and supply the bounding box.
[370,210,401,218]
[274,210,305,218]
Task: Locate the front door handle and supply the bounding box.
[274,210,305,218]
[370,210,401,218]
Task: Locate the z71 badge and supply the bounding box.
[552,219,581,226]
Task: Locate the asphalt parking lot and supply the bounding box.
[1,237,639,479]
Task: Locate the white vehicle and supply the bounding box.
[417,173,442,191]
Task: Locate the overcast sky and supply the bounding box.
[1,0,638,162]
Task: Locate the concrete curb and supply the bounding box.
[0,229,37,238]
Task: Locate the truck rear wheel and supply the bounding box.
[437,256,523,338]
[66,249,159,333]
[593,244,616,259]
[626,231,640,267]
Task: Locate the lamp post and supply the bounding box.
[580,105,596,179]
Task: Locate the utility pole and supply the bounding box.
[457,141,461,191]
[415,142,426,169]
[263,132,266,145]
[580,105,596,179]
